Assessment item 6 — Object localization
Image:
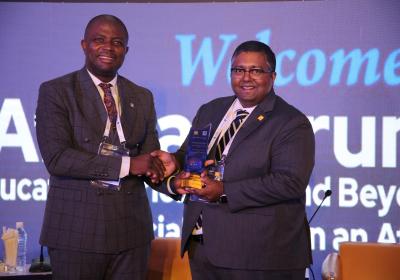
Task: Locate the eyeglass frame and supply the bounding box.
[230,67,275,78]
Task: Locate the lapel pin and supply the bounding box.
[129,102,134,108]
[257,115,264,121]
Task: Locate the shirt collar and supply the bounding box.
[232,98,257,115]
[86,69,118,87]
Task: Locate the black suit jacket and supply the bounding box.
[36,68,160,253]
[177,91,315,270]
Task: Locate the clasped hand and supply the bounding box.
[129,154,164,183]
[129,151,224,201]
[173,160,224,202]
[129,150,180,184]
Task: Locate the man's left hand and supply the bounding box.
[186,173,224,202]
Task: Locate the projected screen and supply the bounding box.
[0,1,399,278]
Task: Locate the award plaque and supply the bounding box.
[189,157,226,203]
[181,124,212,189]
[207,157,225,182]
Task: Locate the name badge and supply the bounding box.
[90,141,130,191]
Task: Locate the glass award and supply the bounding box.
[207,156,225,182]
[189,157,226,203]
[181,124,212,189]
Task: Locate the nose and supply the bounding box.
[242,70,251,81]
[101,40,114,51]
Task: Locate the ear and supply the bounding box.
[125,46,129,55]
[271,71,277,82]
[81,39,87,53]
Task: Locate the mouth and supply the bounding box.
[240,84,256,91]
[98,54,115,64]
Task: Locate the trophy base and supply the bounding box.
[181,174,203,189]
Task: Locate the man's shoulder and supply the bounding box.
[202,95,235,109]
[273,94,310,124]
[40,69,82,88]
[274,95,303,114]
[117,75,151,95]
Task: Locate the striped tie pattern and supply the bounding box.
[193,213,203,235]
[216,109,249,161]
[99,83,118,129]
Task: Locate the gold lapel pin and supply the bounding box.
[257,115,264,121]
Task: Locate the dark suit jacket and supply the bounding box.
[36,68,160,253]
[177,91,315,270]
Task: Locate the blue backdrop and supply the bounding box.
[0,1,399,279]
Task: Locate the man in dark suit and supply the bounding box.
[36,14,169,279]
[155,40,315,280]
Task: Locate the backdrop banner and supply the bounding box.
[0,1,399,278]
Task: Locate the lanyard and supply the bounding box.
[207,100,250,156]
[103,114,126,144]
[207,101,240,154]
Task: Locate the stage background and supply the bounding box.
[0,1,399,278]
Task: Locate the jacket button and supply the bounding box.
[84,137,90,142]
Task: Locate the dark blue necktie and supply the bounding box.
[216,109,249,161]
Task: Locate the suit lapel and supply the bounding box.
[118,78,137,142]
[227,91,276,158]
[207,97,236,158]
[75,68,107,138]
[210,97,236,137]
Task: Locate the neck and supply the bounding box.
[86,68,117,83]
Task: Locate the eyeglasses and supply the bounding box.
[230,67,274,78]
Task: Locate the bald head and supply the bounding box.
[84,14,129,44]
[81,14,130,82]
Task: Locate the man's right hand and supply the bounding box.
[129,154,165,183]
[150,150,180,177]
[171,171,192,195]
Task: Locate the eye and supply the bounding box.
[232,68,244,74]
[93,37,104,44]
[249,69,264,75]
[112,40,124,47]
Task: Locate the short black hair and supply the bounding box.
[84,14,129,43]
[232,40,276,72]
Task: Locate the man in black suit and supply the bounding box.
[155,41,315,280]
[36,14,170,279]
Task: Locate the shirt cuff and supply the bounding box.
[119,156,130,178]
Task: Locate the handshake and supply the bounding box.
[129,151,224,202]
[128,150,178,184]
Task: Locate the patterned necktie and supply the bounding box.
[99,83,118,129]
[216,109,249,161]
[192,109,249,237]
